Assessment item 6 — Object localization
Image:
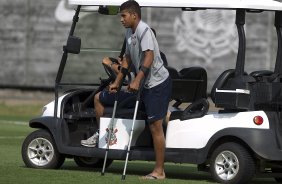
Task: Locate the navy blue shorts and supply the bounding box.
[99,89,136,108]
[141,77,172,123]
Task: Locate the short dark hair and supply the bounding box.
[120,0,141,18]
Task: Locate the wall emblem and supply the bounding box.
[174,10,239,65]
[105,128,118,146]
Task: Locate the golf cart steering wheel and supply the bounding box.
[102,62,117,81]
[102,62,131,86]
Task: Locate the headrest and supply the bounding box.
[166,66,180,79]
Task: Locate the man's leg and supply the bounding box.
[82,90,135,147]
[141,78,171,179]
[94,92,104,124]
[148,119,166,179]
[81,92,104,147]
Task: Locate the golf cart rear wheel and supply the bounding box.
[210,142,255,184]
[21,129,65,169]
[272,168,282,183]
[275,178,282,183]
[74,156,113,168]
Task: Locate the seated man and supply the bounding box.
[81,46,136,147]
[93,57,136,130]
[81,28,167,147]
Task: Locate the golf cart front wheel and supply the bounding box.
[74,156,113,168]
[210,142,255,184]
[21,129,65,169]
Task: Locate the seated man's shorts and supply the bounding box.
[99,89,136,108]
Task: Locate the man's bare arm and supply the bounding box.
[109,55,131,92]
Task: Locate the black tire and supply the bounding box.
[275,178,282,183]
[21,129,65,169]
[272,168,282,183]
[74,156,113,168]
[210,142,255,184]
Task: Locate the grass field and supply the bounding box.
[0,102,278,184]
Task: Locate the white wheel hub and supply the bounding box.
[27,138,54,166]
[214,150,239,181]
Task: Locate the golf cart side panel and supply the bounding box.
[29,116,60,131]
[203,127,282,161]
[166,111,269,149]
[165,129,282,165]
[69,0,282,11]
[164,128,282,164]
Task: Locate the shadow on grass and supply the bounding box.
[58,160,213,181]
[56,160,277,183]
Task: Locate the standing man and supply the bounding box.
[109,0,171,180]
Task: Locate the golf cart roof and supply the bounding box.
[69,0,282,11]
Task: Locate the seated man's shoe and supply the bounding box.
[81,132,99,147]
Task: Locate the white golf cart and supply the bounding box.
[22,0,282,183]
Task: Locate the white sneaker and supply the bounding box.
[81,132,99,147]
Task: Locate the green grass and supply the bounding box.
[0,103,277,184]
[0,102,43,122]
[0,120,215,184]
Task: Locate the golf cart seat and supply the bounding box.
[167,66,209,121]
[210,69,236,104]
[166,66,179,79]
[211,69,254,110]
[169,98,209,121]
[167,66,207,105]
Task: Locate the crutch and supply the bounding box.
[101,39,128,175]
[121,79,145,180]
[101,79,124,176]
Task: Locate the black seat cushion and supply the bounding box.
[169,98,209,121]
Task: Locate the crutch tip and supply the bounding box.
[101,173,105,176]
[121,175,126,180]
